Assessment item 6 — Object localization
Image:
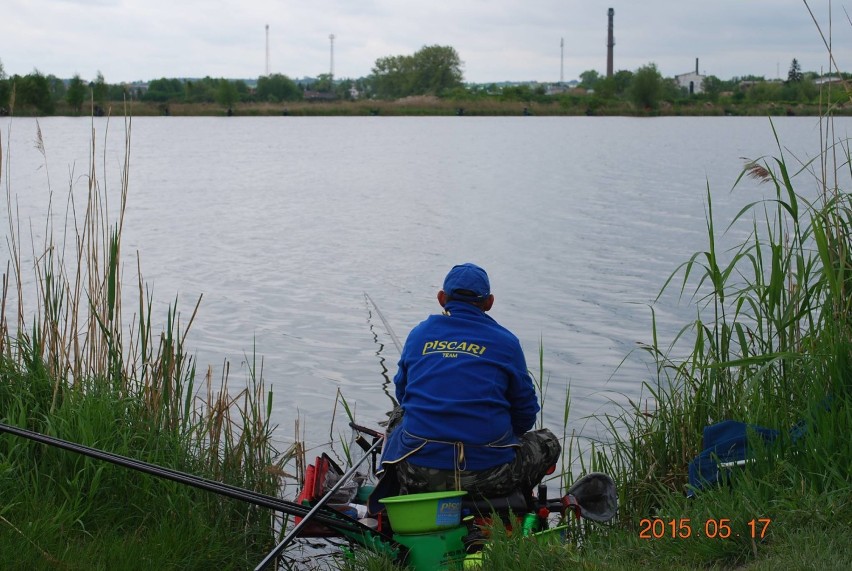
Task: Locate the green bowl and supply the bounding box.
[379,491,467,534]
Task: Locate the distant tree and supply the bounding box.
[409,45,464,95]
[612,70,634,96]
[184,77,216,103]
[16,70,54,114]
[629,63,663,110]
[781,77,817,103]
[66,74,87,112]
[0,59,10,110]
[787,58,803,83]
[215,79,239,109]
[746,80,784,103]
[701,75,724,102]
[369,45,464,99]
[0,78,10,111]
[108,83,131,101]
[370,54,413,98]
[91,71,107,106]
[143,78,185,102]
[578,69,601,89]
[256,73,301,102]
[234,79,250,98]
[499,83,547,103]
[47,74,66,105]
[311,73,335,93]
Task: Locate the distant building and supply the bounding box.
[676,58,706,95]
[814,75,847,86]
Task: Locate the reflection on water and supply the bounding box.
[364,293,398,410]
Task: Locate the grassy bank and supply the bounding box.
[0,116,290,569]
[23,96,852,118]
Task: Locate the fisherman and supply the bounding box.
[377,263,561,499]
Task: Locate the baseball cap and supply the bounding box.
[442,263,491,300]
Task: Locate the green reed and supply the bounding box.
[590,111,852,527]
[0,110,286,567]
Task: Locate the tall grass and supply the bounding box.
[0,108,289,567]
[584,94,852,571]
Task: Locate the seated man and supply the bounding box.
[379,263,561,499]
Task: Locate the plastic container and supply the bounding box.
[392,525,467,570]
[355,484,375,503]
[379,490,467,534]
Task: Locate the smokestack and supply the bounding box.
[607,8,615,78]
[696,58,699,75]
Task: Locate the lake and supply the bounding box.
[2,114,847,459]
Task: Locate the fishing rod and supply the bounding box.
[0,421,396,547]
[364,292,402,354]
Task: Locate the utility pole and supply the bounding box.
[560,37,564,84]
[265,24,269,76]
[329,34,335,81]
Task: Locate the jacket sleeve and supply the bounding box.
[506,344,539,435]
[393,339,409,405]
[393,360,407,404]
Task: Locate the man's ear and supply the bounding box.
[437,290,448,307]
[483,294,495,311]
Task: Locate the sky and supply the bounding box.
[1,0,850,85]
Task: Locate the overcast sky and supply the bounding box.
[1,1,849,84]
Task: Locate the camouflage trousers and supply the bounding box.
[394,428,561,499]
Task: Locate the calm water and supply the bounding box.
[2,115,847,456]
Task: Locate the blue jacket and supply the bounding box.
[380,301,539,471]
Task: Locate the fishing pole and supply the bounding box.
[364,292,403,354]
[0,421,375,536]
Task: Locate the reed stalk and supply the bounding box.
[0,104,286,567]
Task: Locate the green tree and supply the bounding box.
[47,74,66,104]
[700,75,724,102]
[629,64,664,110]
[108,83,131,101]
[578,69,601,90]
[409,45,464,95]
[16,70,54,114]
[215,79,240,109]
[0,59,10,111]
[184,77,215,103]
[787,58,803,83]
[91,71,107,107]
[746,81,784,103]
[256,73,301,102]
[311,73,335,93]
[143,78,185,102]
[369,45,464,99]
[612,70,634,96]
[370,54,413,98]
[66,74,87,112]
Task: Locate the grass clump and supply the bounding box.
[0,111,288,568]
[584,109,852,567]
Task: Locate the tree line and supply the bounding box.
[0,51,846,116]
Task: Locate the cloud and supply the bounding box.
[0,0,848,83]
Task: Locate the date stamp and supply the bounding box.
[638,518,771,540]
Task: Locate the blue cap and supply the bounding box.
[442,263,491,301]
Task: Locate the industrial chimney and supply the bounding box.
[607,8,615,78]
